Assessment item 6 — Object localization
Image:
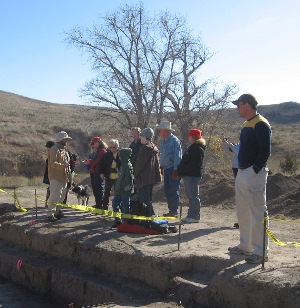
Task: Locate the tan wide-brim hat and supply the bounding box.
[156,121,175,132]
[55,131,72,143]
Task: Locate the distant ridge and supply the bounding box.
[1,89,299,124]
[259,101,300,124]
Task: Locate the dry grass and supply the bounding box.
[0,176,43,188]
[0,90,299,177]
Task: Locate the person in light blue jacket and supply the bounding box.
[157,121,182,216]
[222,138,240,178]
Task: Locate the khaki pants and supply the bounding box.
[47,179,67,217]
[235,166,269,256]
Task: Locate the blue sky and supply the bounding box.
[1,0,299,106]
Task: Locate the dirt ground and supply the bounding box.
[0,172,300,306]
[1,171,300,262]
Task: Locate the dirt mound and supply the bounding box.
[266,173,300,218]
[268,190,300,218]
[201,178,235,207]
[266,173,300,200]
[196,172,300,217]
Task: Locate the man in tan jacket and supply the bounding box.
[47,131,72,221]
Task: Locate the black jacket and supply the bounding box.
[177,142,205,177]
[99,151,121,179]
[129,139,142,168]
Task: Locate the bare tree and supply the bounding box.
[165,32,237,148]
[66,4,183,129]
[66,3,237,143]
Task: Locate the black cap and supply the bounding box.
[45,141,55,148]
[232,94,258,109]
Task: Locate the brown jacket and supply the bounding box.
[134,142,162,189]
[48,143,70,183]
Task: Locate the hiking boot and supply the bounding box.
[228,246,252,256]
[54,211,64,220]
[245,254,268,264]
[182,216,199,223]
[163,212,178,218]
[47,216,57,222]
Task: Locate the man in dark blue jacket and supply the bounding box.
[228,94,272,264]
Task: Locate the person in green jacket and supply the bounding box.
[111,148,134,228]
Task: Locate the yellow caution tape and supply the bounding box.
[36,197,178,221]
[265,227,300,247]
[269,218,300,224]
[14,194,28,213]
[263,218,300,247]
[0,188,27,212]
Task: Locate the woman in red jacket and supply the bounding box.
[84,137,107,209]
[177,129,206,223]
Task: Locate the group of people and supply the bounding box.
[44,93,272,265]
[45,122,206,227]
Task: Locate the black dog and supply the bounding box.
[130,194,147,216]
[72,185,91,206]
[128,194,177,233]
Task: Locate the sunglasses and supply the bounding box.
[110,146,116,148]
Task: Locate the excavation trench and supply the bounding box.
[0,207,299,307]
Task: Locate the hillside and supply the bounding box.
[222,100,300,125]
[0,90,299,178]
[0,90,125,177]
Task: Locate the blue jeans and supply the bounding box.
[90,172,104,209]
[183,176,201,219]
[138,185,154,216]
[164,167,180,213]
[112,194,130,221]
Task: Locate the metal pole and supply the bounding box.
[35,189,38,219]
[262,211,267,269]
[13,187,16,208]
[178,202,183,251]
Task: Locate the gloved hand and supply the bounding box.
[160,167,164,176]
[172,170,179,181]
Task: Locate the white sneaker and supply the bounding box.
[182,216,199,223]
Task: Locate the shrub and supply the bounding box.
[279,153,298,175]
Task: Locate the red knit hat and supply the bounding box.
[187,129,202,139]
[90,136,101,145]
